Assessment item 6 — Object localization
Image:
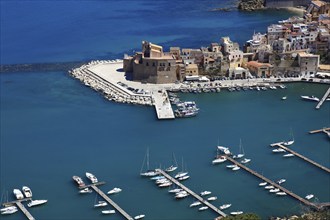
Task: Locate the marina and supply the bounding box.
[222,156,326,210]
[73,175,134,220]
[2,199,35,220]
[155,169,227,218]
[270,143,330,173]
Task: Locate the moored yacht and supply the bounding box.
[13,189,24,200]
[107,187,122,194]
[219,204,232,210]
[79,188,92,194]
[273,148,286,153]
[174,172,188,179]
[94,201,107,207]
[305,194,314,200]
[277,179,286,184]
[226,164,236,169]
[178,175,190,181]
[207,196,217,201]
[230,211,243,215]
[269,188,280,193]
[217,146,231,155]
[134,214,145,219]
[283,153,294,158]
[86,172,98,183]
[165,165,177,173]
[27,200,48,208]
[241,158,251,164]
[1,206,18,215]
[190,201,202,207]
[200,191,211,196]
[276,192,287,196]
[232,165,240,171]
[212,156,227,164]
[301,95,319,102]
[198,206,208,211]
[259,182,267,186]
[168,188,182,193]
[102,210,115,214]
[265,185,274,189]
[73,176,86,187]
[22,186,32,198]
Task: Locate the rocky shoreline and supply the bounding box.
[238,0,265,11]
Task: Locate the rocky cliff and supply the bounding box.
[238,0,265,11]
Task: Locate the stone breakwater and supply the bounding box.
[69,60,153,106]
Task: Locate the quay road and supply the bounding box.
[156,169,227,218]
[223,156,322,210]
[270,142,330,173]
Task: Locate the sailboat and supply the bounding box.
[140,148,158,177]
[283,129,294,146]
[233,139,244,159]
[165,153,178,172]
[174,158,188,179]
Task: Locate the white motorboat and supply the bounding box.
[102,210,115,214]
[301,95,319,102]
[219,204,232,210]
[265,185,274,189]
[212,156,227,164]
[13,189,24,200]
[198,206,208,211]
[150,176,165,180]
[1,206,18,215]
[277,179,286,184]
[272,148,286,153]
[276,192,287,196]
[134,214,145,219]
[282,96,287,100]
[190,201,202,207]
[230,211,243,215]
[305,194,314,200]
[241,158,251,164]
[79,188,92,194]
[86,172,98,183]
[269,188,280,193]
[156,179,170,184]
[22,186,32,198]
[72,176,85,187]
[217,146,231,155]
[200,191,211,196]
[207,196,217,201]
[174,172,188,179]
[175,191,189,199]
[226,164,236,168]
[94,201,107,207]
[259,182,267,186]
[159,182,172,187]
[178,175,190,181]
[232,166,240,171]
[27,200,48,207]
[168,188,182,193]
[107,187,122,194]
[283,153,294,157]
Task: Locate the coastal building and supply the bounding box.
[305,0,330,22]
[229,67,251,79]
[247,61,273,77]
[123,41,177,84]
[267,24,290,45]
[297,51,320,75]
[221,37,244,70]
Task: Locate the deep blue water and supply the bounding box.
[1,1,329,220]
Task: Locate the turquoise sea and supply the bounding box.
[1,1,329,220]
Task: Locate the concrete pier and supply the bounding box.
[156,169,227,218]
[270,143,330,173]
[152,90,175,119]
[316,87,330,109]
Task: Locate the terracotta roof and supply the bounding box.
[247,61,272,68]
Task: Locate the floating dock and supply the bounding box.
[2,198,35,220]
[316,87,330,109]
[156,169,227,218]
[309,127,330,134]
[270,143,330,173]
[223,156,322,210]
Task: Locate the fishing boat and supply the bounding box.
[269,188,280,193]
[276,192,287,196]
[13,189,24,200]
[190,201,202,207]
[198,206,208,211]
[219,204,232,210]
[301,95,319,102]
[241,158,251,164]
[94,201,107,207]
[1,206,18,215]
[259,182,267,186]
[283,153,294,157]
[272,148,286,153]
[73,176,85,187]
[230,211,243,215]
[207,196,217,201]
[134,214,145,219]
[102,210,115,214]
[200,191,211,196]
[277,179,286,184]
[305,194,314,200]
[86,172,98,183]
[22,186,32,198]
[140,148,158,177]
[27,200,48,207]
[283,129,294,146]
[107,187,122,194]
[79,188,92,194]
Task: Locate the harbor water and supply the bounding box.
[1,1,329,219]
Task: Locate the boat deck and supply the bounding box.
[270,142,330,173]
[316,87,330,109]
[156,169,227,218]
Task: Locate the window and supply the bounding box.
[168,63,171,67]
[146,62,149,66]
[153,62,155,67]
